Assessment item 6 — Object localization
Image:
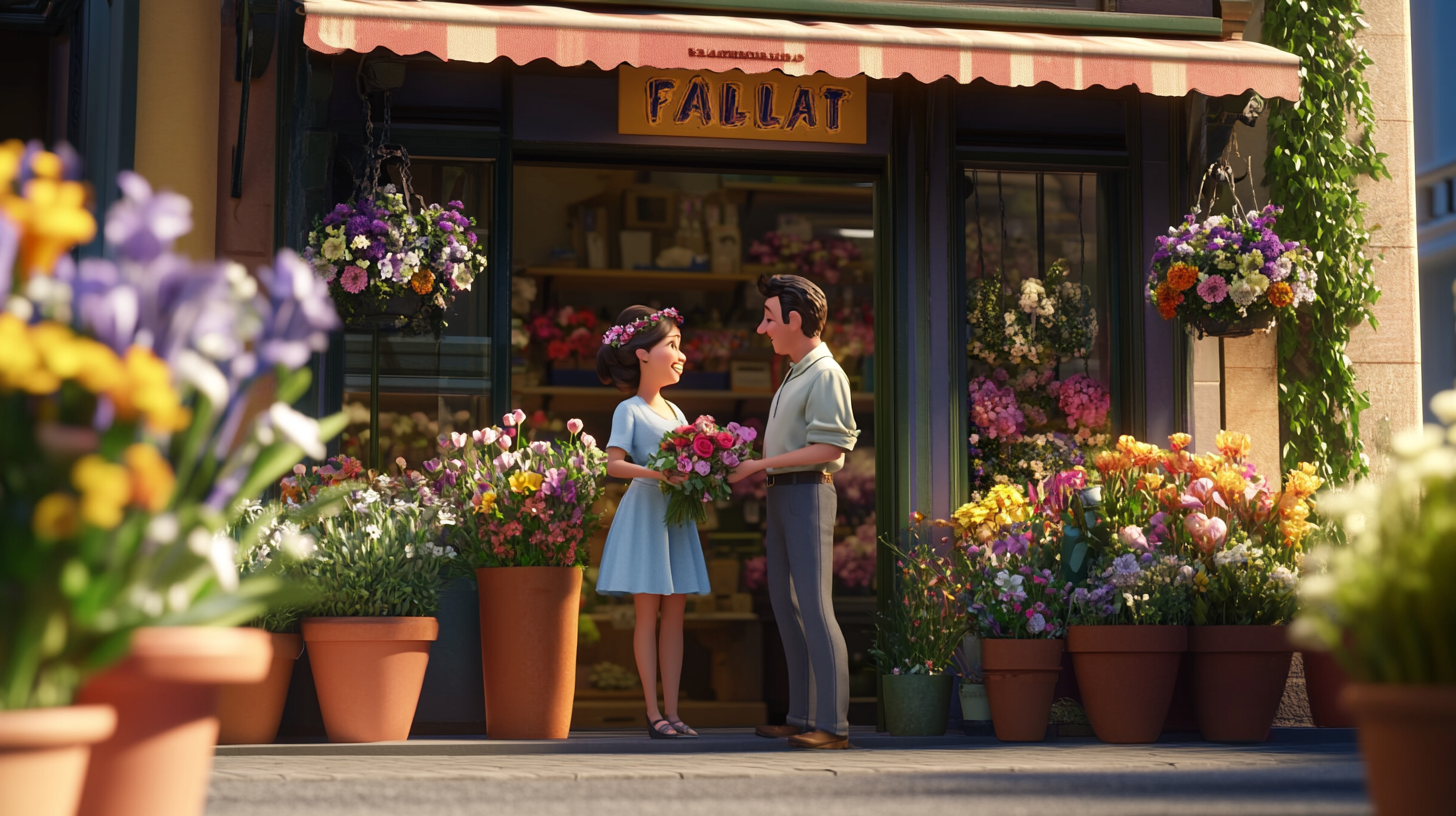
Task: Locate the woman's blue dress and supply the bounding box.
[595,396,712,597]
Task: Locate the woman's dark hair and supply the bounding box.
[596,305,679,393]
[757,274,826,338]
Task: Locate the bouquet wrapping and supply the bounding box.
[645,415,757,527]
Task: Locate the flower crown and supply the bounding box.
[601,307,683,348]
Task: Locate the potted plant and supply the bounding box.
[946,487,1075,742]
[1041,438,1192,744]
[0,145,343,816]
[1145,203,1317,339]
[434,414,608,739]
[869,514,967,736]
[216,501,311,746]
[284,457,455,743]
[1294,394,1456,816]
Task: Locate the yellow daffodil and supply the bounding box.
[508,471,543,494]
[32,493,79,540]
[124,443,175,512]
[473,490,497,515]
[71,455,131,529]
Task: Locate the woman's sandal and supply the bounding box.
[648,718,679,739]
[668,719,699,737]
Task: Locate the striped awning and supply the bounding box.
[301,0,1301,100]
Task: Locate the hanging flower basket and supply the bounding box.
[303,187,486,338]
[1146,204,1315,339]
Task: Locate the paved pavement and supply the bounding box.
[207,729,1368,816]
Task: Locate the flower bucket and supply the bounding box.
[217,632,304,745]
[1302,649,1355,728]
[1186,310,1276,339]
[302,617,438,743]
[1343,684,1456,816]
[882,674,952,736]
[77,627,272,816]
[1068,625,1187,744]
[982,638,1064,742]
[959,681,991,722]
[1189,625,1292,742]
[476,566,581,739]
[0,705,115,816]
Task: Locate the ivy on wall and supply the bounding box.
[1263,0,1389,485]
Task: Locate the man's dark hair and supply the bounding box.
[757,274,826,338]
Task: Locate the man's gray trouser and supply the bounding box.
[765,481,848,737]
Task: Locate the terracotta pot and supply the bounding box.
[77,626,271,816]
[882,674,952,736]
[1068,625,1187,744]
[217,632,304,745]
[1189,624,1291,743]
[1344,684,1456,816]
[302,617,438,743]
[1161,651,1199,732]
[1302,649,1355,728]
[0,705,115,816]
[476,566,581,739]
[981,638,1064,742]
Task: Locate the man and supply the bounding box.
[729,274,859,750]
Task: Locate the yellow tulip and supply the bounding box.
[509,471,543,494]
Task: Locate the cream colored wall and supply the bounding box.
[133,0,221,259]
[1349,0,1423,478]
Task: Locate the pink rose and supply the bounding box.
[677,456,692,473]
[692,436,716,458]
[714,431,735,449]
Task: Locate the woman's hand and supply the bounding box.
[727,459,762,485]
[659,470,689,485]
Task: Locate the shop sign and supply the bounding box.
[617,67,867,145]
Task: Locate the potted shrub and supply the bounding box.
[869,514,967,736]
[1294,395,1456,816]
[434,416,608,739]
[284,458,455,743]
[947,487,1075,743]
[0,145,342,816]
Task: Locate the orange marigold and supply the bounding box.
[410,267,435,295]
[1267,281,1294,308]
[1154,282,1183,320]
[1167,263,1199,292]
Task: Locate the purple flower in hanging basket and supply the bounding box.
[1196,275,1229,304]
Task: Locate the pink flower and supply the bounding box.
[968,376,1025,439]
[1118,525,1152,553]
[581,434,597,449]
[692,436,716,458]
[566,418,584,435]
[1197,275,1229,303]
[737,426,758,444]
[1184,513,1229,554]
[694,459,712,476]
[340,265,368,294]
[720,451,740,467]
[743,555,767,590]
[497,435,512,451]
[512,409,527,426]
[502,412,516,427]
[677,456,693,473]
[1054,373,1110,431]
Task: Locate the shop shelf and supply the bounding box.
[520,267,759,290]
[514,384,874,407]
[721,181,875,198]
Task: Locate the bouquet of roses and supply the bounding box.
[645,415,758,527]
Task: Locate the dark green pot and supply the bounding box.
[882,673,953,736]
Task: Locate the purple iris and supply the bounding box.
[256,250,341,369]
[103,171,193,264]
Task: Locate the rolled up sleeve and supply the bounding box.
[804,370,860,451]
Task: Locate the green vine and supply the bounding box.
[1263,0,1389,486]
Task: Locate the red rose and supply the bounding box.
[714,431,734,449]
[673,436,693,449]
[674,425,696,435]
[692,435,716,458]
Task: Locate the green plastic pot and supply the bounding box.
[882,673,952,736]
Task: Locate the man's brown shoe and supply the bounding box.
[754,724,803,739]
[788,730,850,750]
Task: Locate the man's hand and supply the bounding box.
[728,459,763,485]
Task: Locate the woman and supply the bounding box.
[595,305,712,739]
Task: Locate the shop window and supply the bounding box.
[340,158,494,470]
[510,166,879,725]
[964,169,1110,495]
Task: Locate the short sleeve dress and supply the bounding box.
[595,396,712,597]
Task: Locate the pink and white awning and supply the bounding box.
[301,0,1301,100]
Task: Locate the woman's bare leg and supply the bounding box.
[633,593,665,724]
[658,594,688,723]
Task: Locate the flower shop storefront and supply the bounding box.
[277,0,1302,735]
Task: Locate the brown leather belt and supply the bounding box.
[765,471,833,487]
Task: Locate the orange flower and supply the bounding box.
[1187,454,1218,480]
[1282,462,1324,501]
[1092,450,1131,474]
[1155,282,1183,320]
[1213,467,1249,505]
[1267,281,1294,308]
[1137,473,1164,491]
[1167,432,1192,452]
[1161,448,1193,475]
[410,267,435,295]
[1215,430,1251,461]
[124,443,175,512]
[1115,435,1162,467]
[1167,263,1199,292]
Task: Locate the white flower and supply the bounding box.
[280,530,317,560]
[194,529,240,592]
[321,235,345,261]
[438,507,457,526]
[1269,565,1297,590]
[530,441,551,456]
[993,570,1024,591]
[264,402,327,460]
[1176,565,1195,584]
[350,234,370,250]
[451,266,474,291]
[1214,542,1251,566]
[365,524,382,540]
[361,489,380,504]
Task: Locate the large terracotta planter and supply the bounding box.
[1344,684,1456,816]
[981,638,1064,742]
[1302,649,1355,728]
[217,632,304,745]
[302,616,438,743]
[882,673,952,736]
[1189,624,1291,742]
[1068,625,1187,744]
[476,566,581,739]
[77,626,271,816]
[0,705,115,816]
